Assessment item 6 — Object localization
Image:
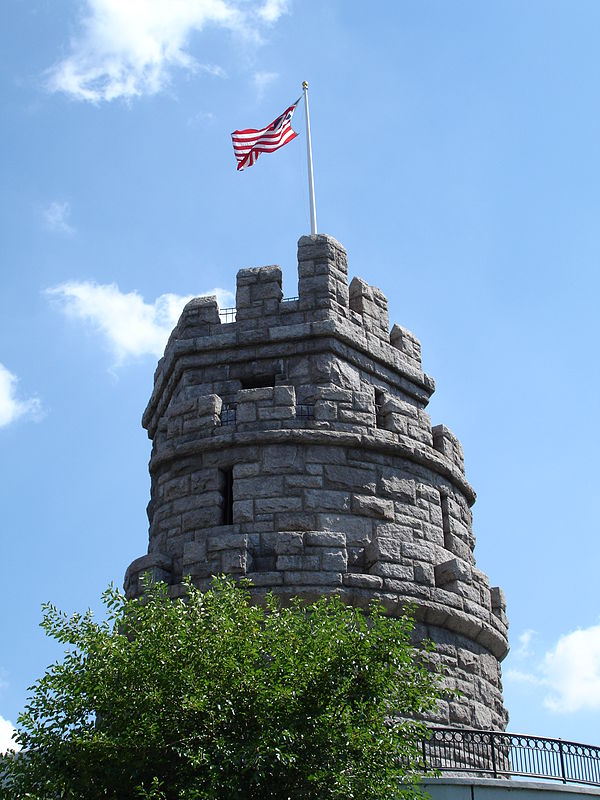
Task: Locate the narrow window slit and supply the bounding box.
[220,468,234,525]
[441,493,452,552]
[374,389,385,428]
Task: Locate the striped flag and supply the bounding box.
[231,97,301,171]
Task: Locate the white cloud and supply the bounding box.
[197,64,227,79]
[0,364,43,429]
[46,0,290,103]
[46,281,235,364]
[0,714,19,754]
[505,624,600,714]
[516,628,536,658]
[505,668,544,686]
[542,625,600,713]
[253,70,278,99]
[257,0,290,24]
[43,201,74,235]
[187,110,215,128]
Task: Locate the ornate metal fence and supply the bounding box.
[423,728,600,786]
[219,307,236,323]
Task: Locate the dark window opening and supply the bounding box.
[374,389,385,428]
[220,468,234,525]
[241,375,277,390]
[440,493,451,552]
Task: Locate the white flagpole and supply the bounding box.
[302,81,318,235]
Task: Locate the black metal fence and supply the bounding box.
[296,403,314,419]
[219,307,236,323]
[423,728,600,786]
[219,403,236,426]
[218,297,298,323]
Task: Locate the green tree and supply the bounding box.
[1,577,444,800]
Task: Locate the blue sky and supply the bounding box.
[1,0,600,751]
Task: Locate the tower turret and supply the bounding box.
[125,234,509,730]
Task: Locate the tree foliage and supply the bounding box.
[1,577,444,800]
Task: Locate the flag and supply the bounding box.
[231,97,301,171]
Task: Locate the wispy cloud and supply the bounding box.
[505,668,545,686]
[46,281,235,364]
[253,70,278,100]
[46,0,290,103]
[0,714,19,754]
[515,628,536,658]
[257,0,290,24]
[43,200,74,235]
[506,623,600,714]
[187,110,215,129]
[0,364,43,429]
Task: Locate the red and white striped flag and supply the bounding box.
[231,97,301,171]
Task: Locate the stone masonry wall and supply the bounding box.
[125,234,509,731]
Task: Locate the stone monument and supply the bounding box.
[125,234,509,731]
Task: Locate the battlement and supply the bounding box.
[152,234,421,362]
[236,264,283,321]
[144,235,434,436]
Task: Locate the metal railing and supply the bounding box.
[218,403,315,425]
[218,297,298,323]
[219,403,236,426]
[219,307,236,323]
[296,403,314,419]
[423,727,600,786]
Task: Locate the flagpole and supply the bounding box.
[302,81,317,235]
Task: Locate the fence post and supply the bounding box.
[422,737,428,770]
[490,732,498,778]
[559,740,567,784]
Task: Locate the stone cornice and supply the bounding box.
[148,427,477,507]
[143,316,436,437]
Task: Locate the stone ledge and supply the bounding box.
[147,427,477,507]
[123,556,508,661]
[123,552,173,598]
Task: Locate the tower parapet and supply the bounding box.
[127,234,509,731]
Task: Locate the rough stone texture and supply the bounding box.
[125,233,510,731]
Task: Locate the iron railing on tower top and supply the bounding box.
[422,727,600,786]
[218,297,299,324]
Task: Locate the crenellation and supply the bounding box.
[126,234,509,732]
[173,296,221,341]
[433,424,465,473]
[349,276,390,341]
[390,323,422,369]
[236,265,283,324]
[297,234,349,314]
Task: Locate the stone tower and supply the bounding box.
[125,234,509,731]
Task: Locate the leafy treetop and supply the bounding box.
[1,577,444,800]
